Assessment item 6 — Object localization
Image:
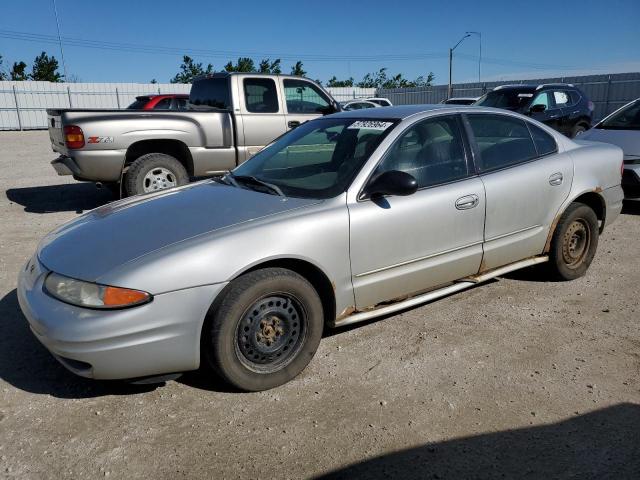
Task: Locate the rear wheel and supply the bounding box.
[547,202,599,280]
[203,268,324,391]
[570,124,588,138]
[124,153,188,196]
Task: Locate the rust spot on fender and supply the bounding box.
[336,305,357,321]
[544,213,562,253]
[594,186,603,193]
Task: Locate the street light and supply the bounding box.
[466,31,482,84]
[448,33,470,99]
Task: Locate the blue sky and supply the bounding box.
[1,0,639,85]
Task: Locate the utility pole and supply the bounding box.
[52,0,68,80]
[448,33,470,99]
[466,31,482,83]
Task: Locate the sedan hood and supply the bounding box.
[38,181,319,282]
[580,128,640,159]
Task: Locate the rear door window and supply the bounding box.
[467,114,537,172]
[553,91,571,108]
[244,78,279,113]
[527,123,558,156]
[283,79,331,114]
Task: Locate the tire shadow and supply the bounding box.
[314,403,640,479]
[6,183,115,214]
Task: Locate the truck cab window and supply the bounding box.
[283,79,330,114]
[244,78,279,113]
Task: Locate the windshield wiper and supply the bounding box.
[230,174,285,196]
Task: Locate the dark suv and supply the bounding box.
[474,84,593,137]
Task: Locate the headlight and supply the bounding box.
[44,272,152,309]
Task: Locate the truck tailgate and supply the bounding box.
[47,109,67,155]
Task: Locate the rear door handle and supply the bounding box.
[549,172,563,186]
[455,194,479,210]
[288,120,300,129]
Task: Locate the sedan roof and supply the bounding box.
[332,104,460,120]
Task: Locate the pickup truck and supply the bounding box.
[47,73,340,196]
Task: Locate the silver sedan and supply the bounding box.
[18,105,624,391]
[581,98,640,200]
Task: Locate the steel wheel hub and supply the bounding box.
[143,167,177,192]
[236,295,305,372]
[562,219,590,267]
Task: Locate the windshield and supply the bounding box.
[231,118,398,199]
[474,90,533,111]
[598,100,640,130]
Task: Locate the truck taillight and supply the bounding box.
[621,160,625,178]
[64,125,85,149]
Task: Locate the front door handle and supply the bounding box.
[288,120,300,129]
[549,172,563,186]
[455,194,479,210]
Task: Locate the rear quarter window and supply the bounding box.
[189,78,231,109]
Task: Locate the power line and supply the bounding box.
[0,28,597,71]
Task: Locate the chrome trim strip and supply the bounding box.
[484,224,542,243]
[354,240,483,278]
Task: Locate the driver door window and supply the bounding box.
[531,92,551,110]
[373,115,469,188]
[283,79,330,114]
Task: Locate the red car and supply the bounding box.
[126,94,189,110]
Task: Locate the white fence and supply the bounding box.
[0,81,375,130]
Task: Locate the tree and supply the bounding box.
[171,55,213,83]
[258,58,281,74]
[150,78,158,84]
[327,76,354,87]
[30,51,63,82]
[0,55,7,80]
[357,68,435,89]
[224,57,255,73]
[10,61,28,81]
[290,61,306,76]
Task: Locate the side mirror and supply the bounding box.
[530,103,546,113]
[364,170,418,198]
[320,101,340,115]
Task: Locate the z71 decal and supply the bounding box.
[87,136,114,144]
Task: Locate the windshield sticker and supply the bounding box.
[517,93,533,98]
[348,120,393,131]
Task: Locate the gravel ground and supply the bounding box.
[0,131,639,479]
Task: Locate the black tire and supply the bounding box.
[547,202,599,280]
[203,268,324,391]
[570,124,587,138]
[124,153,188,196]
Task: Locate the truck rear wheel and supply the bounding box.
[124,153,189,196]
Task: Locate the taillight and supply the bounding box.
[64,125,85,149]
[621,160,624,178]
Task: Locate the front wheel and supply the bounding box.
[547,202,599,280]
[203,268,324,391]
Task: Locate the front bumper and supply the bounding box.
[17,256,227,380]
[622,164,640,199]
